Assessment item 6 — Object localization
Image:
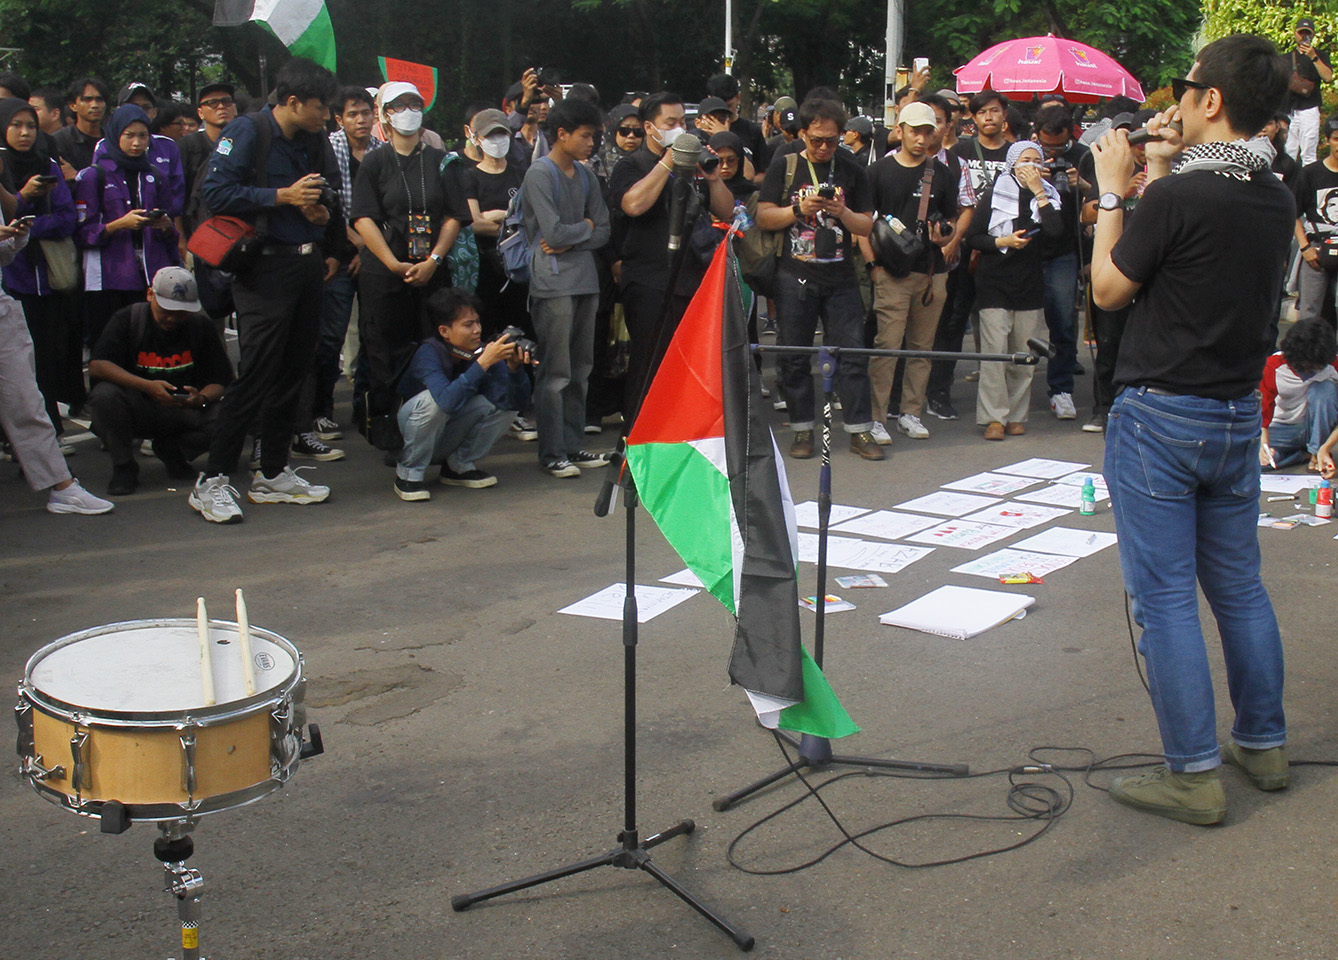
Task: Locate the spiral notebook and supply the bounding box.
[878,585,1036,639]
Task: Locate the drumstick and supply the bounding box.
[236,588,256,696]
[197,597,216,706]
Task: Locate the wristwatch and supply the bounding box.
[429,253,444,264]
[1098,192,1122,212]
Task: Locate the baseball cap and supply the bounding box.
[471,108,510,138]
[935,88,963,107]
[1109,112,1137,131]
[1297,16,1316,31]
[119,82,156,106]
[898,101,938,129]
[197,82,236,104]
[697,95,731,118]
[774,96,799,130]
[847,115,874,137]
[379,81,423,109]
[152,267,202,313]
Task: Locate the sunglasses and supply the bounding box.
[616,126,644,137]
[200,97,235,109]
[1171,77,1210,100]
[806,134,840,147]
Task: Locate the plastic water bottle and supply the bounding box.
[1318,479,1333,519]
[1080,477,1096,516]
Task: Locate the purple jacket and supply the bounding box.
[74,154,183,292]
[1,157,78,297]
[91,133,186,216]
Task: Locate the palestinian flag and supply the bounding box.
[214,0,337,72]
[625,237,857,739]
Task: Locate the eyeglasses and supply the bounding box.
[200,97,235,109]
[806,134,840,147]
[616,127,644,137]
[1171,77,1210,100]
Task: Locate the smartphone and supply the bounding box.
[168,387,190,399]
[13,215,36,227]
[913,57,930,74]
[1023,227,1041,238]
[142,209,165,220]
[35,174,59,184]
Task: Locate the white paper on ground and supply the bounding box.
[1053,472,1109,490]
[1016,483,1111,508]
[797,531,866,563]
[1011,526,1118,557]
[1259,474,1322,495]
[906,519,1018,550]
[961,501,1072,529]
[793,500,871,529]
[660,568,705,587]
[879,584,1036,639]
[830,509,942,540]
[941,471,1043,496]
[950,548,1080,579]
[826,540,935,572]
[558,583,699,623]
[993,458,1091,479]
[894,490,1005,517]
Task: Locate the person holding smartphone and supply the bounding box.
[964,140,1062,440]
[1287,16,1332,164]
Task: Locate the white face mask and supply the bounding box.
[480,134,510,159]
[388,108,423,135]
[653,124,686,149]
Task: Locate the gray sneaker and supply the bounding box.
[47,480,114,515]
[248,466,331,504]
[1221,742,1288,791]
[189,474,243,524]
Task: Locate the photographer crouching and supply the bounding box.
[1090,35,1295,825]
[392,288,535,501]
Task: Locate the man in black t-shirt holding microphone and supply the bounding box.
[1090,35,1295,826]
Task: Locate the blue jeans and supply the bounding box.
[396,390,515,481]
[316,273,356,419]
[773,269,874,432]
[1042,252,1078,397]
[1105,388,1286,772]
[1267,379,1338,468]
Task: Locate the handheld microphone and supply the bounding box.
[667,134,703,257]
[1126,119,1183,147]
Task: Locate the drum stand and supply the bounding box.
[155,824,204,960]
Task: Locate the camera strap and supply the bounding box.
[915,160,937,305]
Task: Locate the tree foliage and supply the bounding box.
[1203,0,1338,52]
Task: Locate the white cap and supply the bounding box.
[378,81,422,110]
[897,101,938,129]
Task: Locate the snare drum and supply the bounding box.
[15,619,309,823]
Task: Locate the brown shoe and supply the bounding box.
[849,431,886,461]
[790,429,815,459]
[983,421,1005,441]
[1005,422,1026,436]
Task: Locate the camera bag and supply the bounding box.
[1291,53,1317,97]
[187,114,272,271]
[736,153,797,298]
[869,160,935,278]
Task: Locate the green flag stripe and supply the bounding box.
[626,440,737,612]
[288,5,336,70]
[777,648,860,738]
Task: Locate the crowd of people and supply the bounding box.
[1,29,1337,524]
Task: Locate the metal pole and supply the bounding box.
[884,0,903,125]
[724,0,733,74]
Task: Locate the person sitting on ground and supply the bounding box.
[393,287,533,501]
[1259,318,1338,472]
[87,267,233,495]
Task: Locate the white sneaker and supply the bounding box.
[189,474,243,523]
[897,414,930,439]
[248,466,330,504]
[510,416,538,442]
[1050,392,1077,420]
[868,421,893,445]
[47,480,114,515]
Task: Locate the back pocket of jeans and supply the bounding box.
[1133,420,1203,498]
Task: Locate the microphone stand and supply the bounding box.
[712,339,1052,811]
[453,190,754,952]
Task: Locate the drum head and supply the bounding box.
[26,620,298,716]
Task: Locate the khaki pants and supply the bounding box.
[869,269,948,422]
[976,307,1042,426]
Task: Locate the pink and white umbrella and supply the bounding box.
[954,35,1145,104]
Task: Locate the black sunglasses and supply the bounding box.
[1171,76,1210,100]
[616,126,644,137]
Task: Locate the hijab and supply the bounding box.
[988,139,1062,238]
[0,98,48,192]
[102,104,154,173]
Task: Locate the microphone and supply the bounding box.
[1126,119,1183,147]
[667,134,702,258]
[594,445,626,518]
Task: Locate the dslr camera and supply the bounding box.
[1042,157,1074,191]
[497,325,539,363]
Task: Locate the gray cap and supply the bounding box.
[773,96,798,113]
[471,108,510,138]
[151,267,202,313]
[847,115,874,137]
[935,88,963,106]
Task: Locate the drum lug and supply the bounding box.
[69,729,89,799]
[179,732,197,801]
[14,699,34,758]
[22,754,67,782]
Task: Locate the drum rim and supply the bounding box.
[20,618,304,726]
[26,765,297,823]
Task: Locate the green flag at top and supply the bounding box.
[214,0,337,72]
[625,237,857,740]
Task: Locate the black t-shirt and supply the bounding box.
[758,148,873,284]
[1292,159,1338,237]
[51,125,99,176]
[1112,170,1296,399]
[1272,149,1299,191]
[730,116,767,168]
[92,303,234,390]
[953,138,1009,196]
[1289,48,1331,111]
[868,154,957,274]
[608,147,711,292]
[350,143,470,276]
[460,163,523,251]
